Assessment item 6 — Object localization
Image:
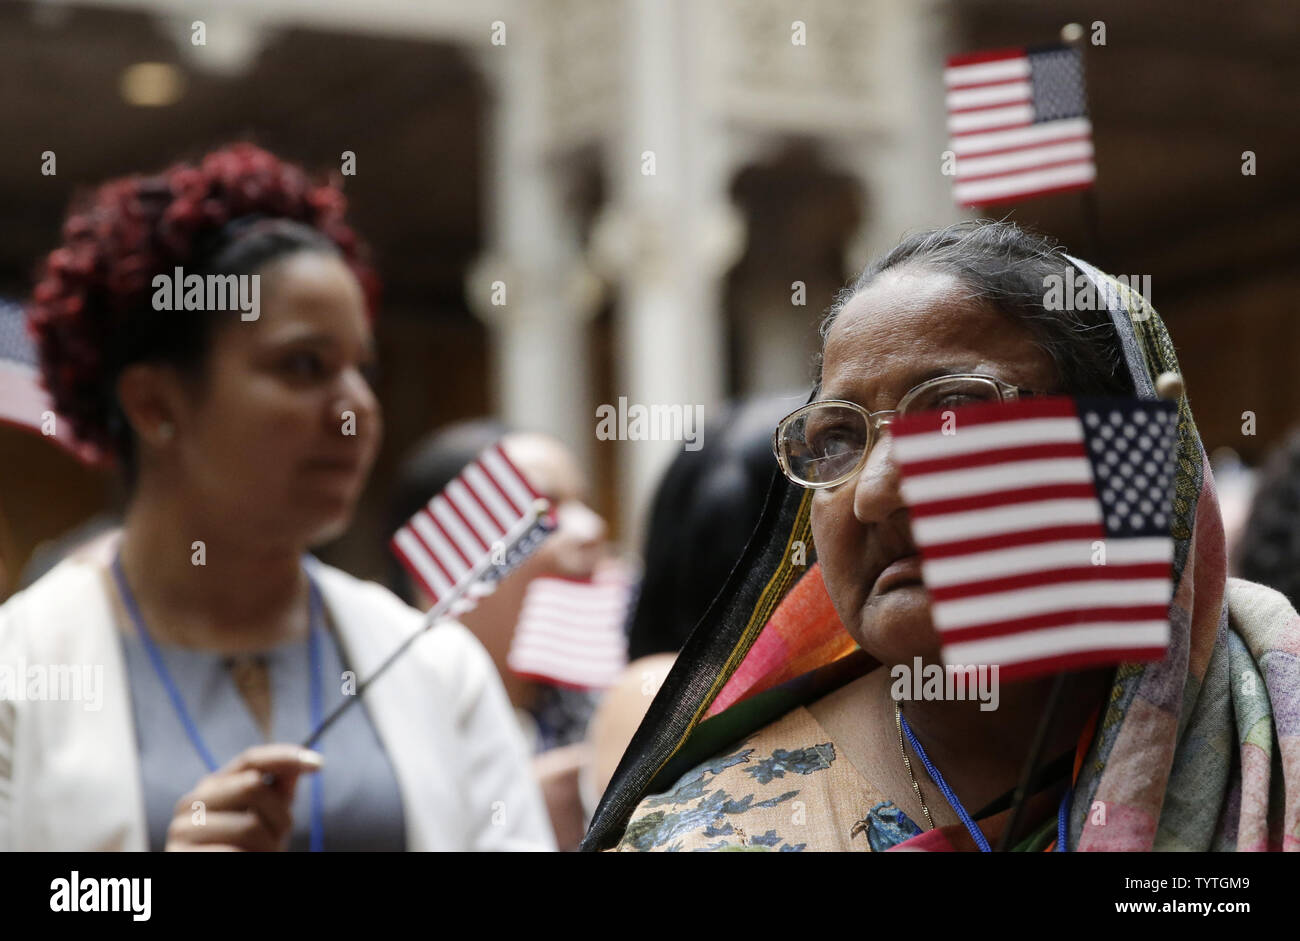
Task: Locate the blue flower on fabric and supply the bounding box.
[851,801,923,852]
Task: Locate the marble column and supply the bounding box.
[591,0,745,545]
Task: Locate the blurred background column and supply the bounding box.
[592,0,745,544]
[469,7,600,469]
[835,0,955,272]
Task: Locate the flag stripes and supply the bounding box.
[0,298,94,462]
[894,396,1176,682]
[390,443,546,609]
[507,570,631,689]
[945,45,1096,208]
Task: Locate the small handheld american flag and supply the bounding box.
[303,443,554,748]
[0,299,93,462]
[0,299,47,433]
[893,396,1178,683]
[507,565,632,690]
[389,442,555,613]
[945,43,1096,208]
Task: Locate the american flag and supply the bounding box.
[507,565,632,689]
[0,299,53,435]
[893,396,1177,682]
[0,299,93,462]
[390,443,554,613]
[945,44,1096,208]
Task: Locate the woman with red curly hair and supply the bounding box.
[0,144,555,851]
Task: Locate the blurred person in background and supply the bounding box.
[582,394,796,818]
[1211,447,1258,574]
[389,419,615,848]
[1236,429,1300,609]
[0,144,553,851]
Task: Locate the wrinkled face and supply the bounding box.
[503,433,607,580]
[172,251,381,549]
[811,264,1060,667]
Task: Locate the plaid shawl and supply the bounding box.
[581,256,1300,852]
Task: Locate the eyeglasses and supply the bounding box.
[772,374,1041,490]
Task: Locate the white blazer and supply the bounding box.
[0,551,556,852]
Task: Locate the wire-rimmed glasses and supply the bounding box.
[772,373,1040,489]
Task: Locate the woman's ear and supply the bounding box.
[115,363,186,450]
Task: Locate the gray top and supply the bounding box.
[119,614,406,851]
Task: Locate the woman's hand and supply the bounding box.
[164,744,324,851]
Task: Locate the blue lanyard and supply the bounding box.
[898,710,991,852]
[899,710,1074,853]
[1056,787,1071,852]
[111,551,326,852]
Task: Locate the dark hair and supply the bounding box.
[27,143,379,470]
[386,418,512,602]
[818,220,1132,396]
[626,395,793,660]
[1236,430,1300,610]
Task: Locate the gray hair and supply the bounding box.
[818,220,1133,396]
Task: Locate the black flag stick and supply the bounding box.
[1080,188,1104,264]
[1064,23,1104,265]
[300,498,551,750]
[994,671,1068,851]
[994,22,1105,852]
[994,372,1184,849]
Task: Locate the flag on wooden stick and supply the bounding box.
[307,444,553,748]
[893,396,1178,682]
[945,43,1096,207]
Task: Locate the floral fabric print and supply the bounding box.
[616,705,918,851]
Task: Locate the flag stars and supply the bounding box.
[896,393,1172,684]
[1083,401,1181,537]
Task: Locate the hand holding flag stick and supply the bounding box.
[301,443,556,750]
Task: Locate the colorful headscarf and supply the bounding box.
[581,253,1300,852]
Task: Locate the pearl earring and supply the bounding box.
[157,421,175,443]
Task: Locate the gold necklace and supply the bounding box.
[895,701,935,830]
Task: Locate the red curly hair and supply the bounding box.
[27,143,380,466]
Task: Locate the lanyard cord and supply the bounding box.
[900,712,1074,852]
[111,551,325,852]
[1056,787,1070,852]
[898,709,992,852]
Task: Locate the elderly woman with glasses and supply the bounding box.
[583,220,1300,853]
